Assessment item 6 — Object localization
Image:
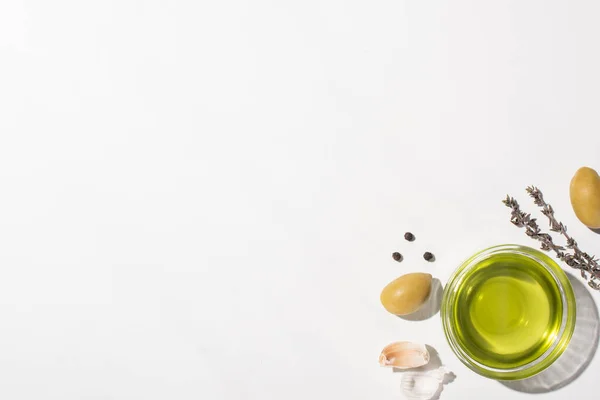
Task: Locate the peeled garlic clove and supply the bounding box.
[401,373,441,400]
[400,367,451,400]
[426,366,450,383]
[378,341,429,369]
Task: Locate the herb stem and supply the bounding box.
[503,188,600,290]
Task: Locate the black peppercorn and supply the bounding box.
[423,252,434,262]
[404,232,415,242]
[392,252,403,262]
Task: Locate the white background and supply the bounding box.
[1,0,600,399]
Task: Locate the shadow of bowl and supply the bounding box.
[398,278,443,321]
[500,272,600,393]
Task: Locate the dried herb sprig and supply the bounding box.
[503,190,600,290]
[526,186,600,289]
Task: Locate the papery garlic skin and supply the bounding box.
[378,342,430,369]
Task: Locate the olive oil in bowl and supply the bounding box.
[442,245,576,380]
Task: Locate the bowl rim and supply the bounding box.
[441,244,576,380]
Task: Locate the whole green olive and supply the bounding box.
[570,166,600,228]
[380,273,432,316]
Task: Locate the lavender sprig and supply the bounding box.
[503,191,600,290]
[525,186,600,289]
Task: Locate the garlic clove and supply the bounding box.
[378,341,430,369]
[401,367,454,400]
[401,373,442,400]
[426,366,450,383]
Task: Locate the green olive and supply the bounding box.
[570,166,600,228]
[380,273,432,315]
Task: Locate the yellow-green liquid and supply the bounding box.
[452,253,563,368]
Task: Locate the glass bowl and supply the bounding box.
[441,244,576,380]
